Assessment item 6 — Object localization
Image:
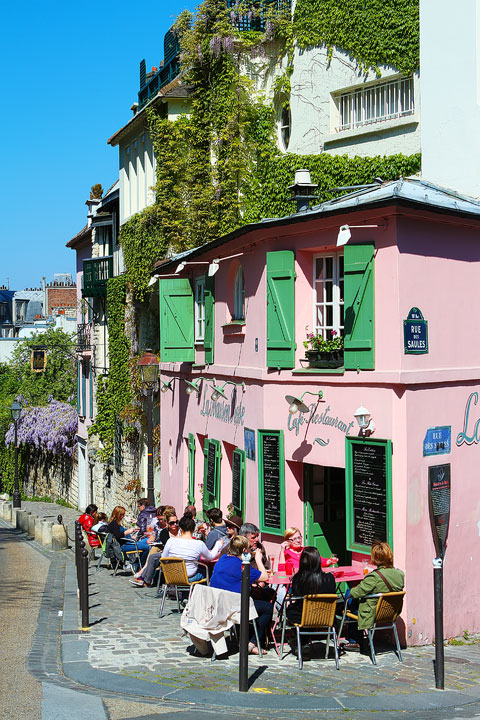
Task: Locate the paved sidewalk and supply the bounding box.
[62,552,480,713]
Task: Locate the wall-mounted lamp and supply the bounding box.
[210,379,245,402]
[353,404,376,437]
[185,378,203,396]
[160,379,175,393]
[208,252,244,277]
[336,223,385,247]
[285,390,324,415]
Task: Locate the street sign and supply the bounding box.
[428,463,451,559]
[404,307,428,354]
[423,426,451,456]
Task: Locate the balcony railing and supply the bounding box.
[77,323,91,352]
[226,0,291,32]
[82,256,113,297]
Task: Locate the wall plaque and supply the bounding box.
[423,426,451,456]
[404,307,428,354]
[428,464,451,559]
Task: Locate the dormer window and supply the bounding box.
[233,266,245,320]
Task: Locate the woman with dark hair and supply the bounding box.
[78,504,100,548]
[161,512,223,582]
[286,546,336,625]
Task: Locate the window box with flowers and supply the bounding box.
[303,330,344,368]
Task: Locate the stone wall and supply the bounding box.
[22,447,78,508]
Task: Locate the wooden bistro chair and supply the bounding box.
[158,557,208,618]
[280,594,340,670]
[338,591,405,665]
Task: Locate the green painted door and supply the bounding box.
[304,463,350,566]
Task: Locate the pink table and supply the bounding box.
[328,566,365,583]
[267,573,292,585]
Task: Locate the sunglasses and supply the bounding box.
[168,520,179,526]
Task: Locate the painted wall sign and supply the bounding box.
[428,464,451,559]
[456,391,480,446]
[403,307,428,354]
[345,437,393,553]
[287,403,355,437]
[200,389,245,426]
[423,426,451,456]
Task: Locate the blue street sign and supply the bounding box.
[423,426,451,456]
[404,307,428,354]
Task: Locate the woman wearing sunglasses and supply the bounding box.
[130,508,178,587]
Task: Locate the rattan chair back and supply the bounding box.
[160,557,190,586]
[299,594,338,628]
[374,591,405,624]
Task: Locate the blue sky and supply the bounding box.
[0,0,196,290]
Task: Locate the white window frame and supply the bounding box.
[338,75,414,131]
[313,253,344,338]
[233,266,245,320]
[194,276,206,342]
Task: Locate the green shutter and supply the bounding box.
[204,275,214,365]
[188,433,196,504]
[343,243,375,370]
[159,278,194,362]
[266,250,296,368]
[232,448,246,518]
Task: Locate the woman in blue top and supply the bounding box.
[210,535,273,655]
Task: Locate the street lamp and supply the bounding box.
[138,350,159,506]
[10,401,22,508]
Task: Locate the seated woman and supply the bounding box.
[161,512,223,582]
[91,512,108,533]
[343,541,405,650]
[106,505,150,566]
[130,508,179,587]
[78,504,100,548]
[210,535,273,655]
[279,528,337,574]
[285,546,337,626]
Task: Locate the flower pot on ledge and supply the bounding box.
[305,349,344,368]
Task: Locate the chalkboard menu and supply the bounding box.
[258,430,285,535]
[346,438,392,552]
[232,451,242,510]
[428,464,451,559]
[205,441,216,496]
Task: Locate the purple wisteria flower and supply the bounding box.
[5,400,78,457]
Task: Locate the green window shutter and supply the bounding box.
[266,250,296,369]
[188,433,196,505]
[204,276,215,365]
[203,438,221,512]
[343,243,375,370]
[159,278,194,362]
[232,448,246,518]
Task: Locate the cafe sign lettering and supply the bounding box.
[456,391,480,446]
[404,307,428,354]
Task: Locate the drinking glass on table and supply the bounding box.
[269,555,276,573]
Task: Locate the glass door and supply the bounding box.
[304,463,350,566]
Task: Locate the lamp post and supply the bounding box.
[10,401,22,508]
[138,350,159,506]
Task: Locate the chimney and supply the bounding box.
[420,0,480,197]
[288,170,320,213]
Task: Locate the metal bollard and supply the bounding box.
[80,547,90,629]
[239,556,250,692]
[75,521,81,591]
[433,557,444,689]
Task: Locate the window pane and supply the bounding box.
[325,257,333,278]
[315,257,324,279]
[325,280,333,302]
[326,305,333,327]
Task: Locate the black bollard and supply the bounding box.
[433,557,444,689]
[75,521,81,589]
[80,546,90,629]
[239,556,250,692]
[78,534,86,609]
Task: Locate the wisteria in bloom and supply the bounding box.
[5,400,78,457]
[210,34,222,58]
[222,36,234,53]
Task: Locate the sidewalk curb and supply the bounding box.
[61,565,480,712]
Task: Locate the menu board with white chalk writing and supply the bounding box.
[258,430,285,535]
[346,438,393,552]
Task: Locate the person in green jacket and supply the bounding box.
[343,541,404,650]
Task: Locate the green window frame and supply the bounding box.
[188,433,196,505]
[231,448,246,518]
[266,250,296,369]
[343,243,375,370]
[203,438,221,512]
[345,437,393,554]
[159,278,195,362]
[204,275,215,365]
[258,429,286,536]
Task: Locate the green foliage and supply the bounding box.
[89,275,132,461]
[120,205,167,300]
[90,183,103,199]
[0,329,76,495]
[293,0,419,75]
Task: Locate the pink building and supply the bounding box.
[155,178,480,644]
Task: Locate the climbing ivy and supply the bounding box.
[293,0,419,75]
[89,275,132,462]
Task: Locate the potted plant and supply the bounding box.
[303,329,344,368]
